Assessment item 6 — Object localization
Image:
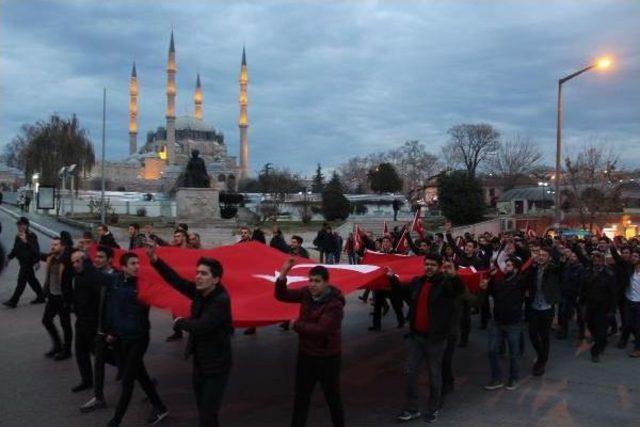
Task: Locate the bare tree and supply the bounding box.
[442,123,501,178]
[564,143,621,231]
[490,133,542,190]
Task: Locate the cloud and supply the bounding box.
[1,0,639,176]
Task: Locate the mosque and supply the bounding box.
[89,32,250,192]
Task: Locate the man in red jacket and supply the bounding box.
[275,258,345,427]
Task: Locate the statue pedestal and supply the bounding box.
[176,187,220,223]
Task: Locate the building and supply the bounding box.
[88,32,249,192]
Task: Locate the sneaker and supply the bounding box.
[53,350,72,361]
[71,382,93,393]
[424,410,439,423]
[2,300,17,308]
[629,350,640,358]
[30,298,46,305]
[396,410,421,422]
[80,396,107,413]
[591,354,600,363]
[44,348,61,358]
[147,407,169,425]
[483,380,504,391]
[165,332,183,342]
[505,379,518,390]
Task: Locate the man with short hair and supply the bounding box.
[290,235,310,259]
[188,233,202,249]
[390,254,464,423]
[97,224,120,249]
[276,259,346,427]
[105,252,168,426]
[4,216,45,307]
[77,231,96,252]
[143,223,168,246]
[172,230,188,248]
[146,241,233,427]
[128,223,146,250]
[237,226,252,243]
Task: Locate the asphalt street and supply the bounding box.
[0,209,638,427]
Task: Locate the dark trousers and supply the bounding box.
[193,371,229,427]
[488,322,521,382]
[586,305,608,356]
[622,299,640,350]
[9,264,43,304]
[75,322,97,385]
[558,294,585,338]
[42,295,72,352]
[480,297,491,327]
[372,290,404,329]
[112,337,164,423]
[459,300,471,344]
[292,353,344,427]
[441,334,457,390]
[404,334,446,414]
[93,334,118,400]
[528,308,553,365]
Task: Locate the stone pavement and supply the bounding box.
[0,209,639,426]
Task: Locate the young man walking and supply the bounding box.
[4,216,45,307]
[275,258,346,427]
[146,241,233,427]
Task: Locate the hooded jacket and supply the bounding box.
[275,278,345,357]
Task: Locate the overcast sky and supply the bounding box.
[1,0,639,176]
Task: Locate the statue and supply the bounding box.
[182,149,210,188]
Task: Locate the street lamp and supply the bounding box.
[554,56,612,226]
[538,181,549,214]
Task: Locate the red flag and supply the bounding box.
[353,225,364,252]
[382,221,389,237]
[411,211,425,238]
[91,242,387,327]
[362,251,486,293]
[395,229,409,253]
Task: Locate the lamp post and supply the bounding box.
[554,56,611,227]
[538,181,549,214]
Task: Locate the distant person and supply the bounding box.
[127,223,146,250]
[172,229,188,248]
[97,224,120,249]
[237,226,252,244]
[290,235,309,259]
[270,226,290,254]
[143,223,168,246]
[188,232,202,249]
[4,216,45,308]
[392,199,402,221]
[251,227,266,244]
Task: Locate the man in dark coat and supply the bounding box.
[4,216,45,307]
[276,258,346,427]
[146,241,233,427]
[98,224,120,249]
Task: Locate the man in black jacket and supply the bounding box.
[146,241,233,427]
[4,216,45,307]
[98,224,120,249]
[479,257,527,391]
[389,253,464,424]
[105,252,168,426]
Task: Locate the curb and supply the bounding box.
[0,206,60,239]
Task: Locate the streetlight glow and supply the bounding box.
[596,57,611,69]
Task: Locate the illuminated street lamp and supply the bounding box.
[554,56,612,226]
[538,181,549,214]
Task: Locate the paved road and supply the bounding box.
[0,209,639,426]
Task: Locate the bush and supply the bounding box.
[322,173,351,221]
[136,207,147,217]
[437,170,485,225]
[219,192,245,205]
[220,206,238,219]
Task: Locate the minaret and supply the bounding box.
[165,31,176,165]
[194,73,203,121]
[239,46,249,179]
[128,61,138,156]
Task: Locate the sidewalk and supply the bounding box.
[0,204,84,238]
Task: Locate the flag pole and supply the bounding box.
[100,87,106,225]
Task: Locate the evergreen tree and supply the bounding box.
[437,170,485,225]
[311,163,325,193]
[367,162,403,193]
[322,172,351,221]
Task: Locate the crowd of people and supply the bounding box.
[1,215,639,426]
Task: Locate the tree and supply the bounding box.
[1,124,31,169]
[14,114,95,185]
[311,163,325,193]
[437,170,485,225]
[442,123,500,178]
[322,172,350,221]
[490,133,542,190]
[564,143,621,231]
[257,164,303,220]
[368,162,403,194]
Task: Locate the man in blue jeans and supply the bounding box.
[479,257,527,390]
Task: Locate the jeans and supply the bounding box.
[528,308,553,365]
[193,372,229,427]
[347,252,357,265]
[488,322,521,382]
[42,295,72,352]
[9,264,43,304]
[112,337,165,423]
[622,299,640,350]
[442,334,457,391]
[558,293,585,338]
[586,305,608,356]
[75,322,97,385]
[292,354,344,427]
[404,334,446,414]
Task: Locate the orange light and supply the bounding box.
[596,57,612,69]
